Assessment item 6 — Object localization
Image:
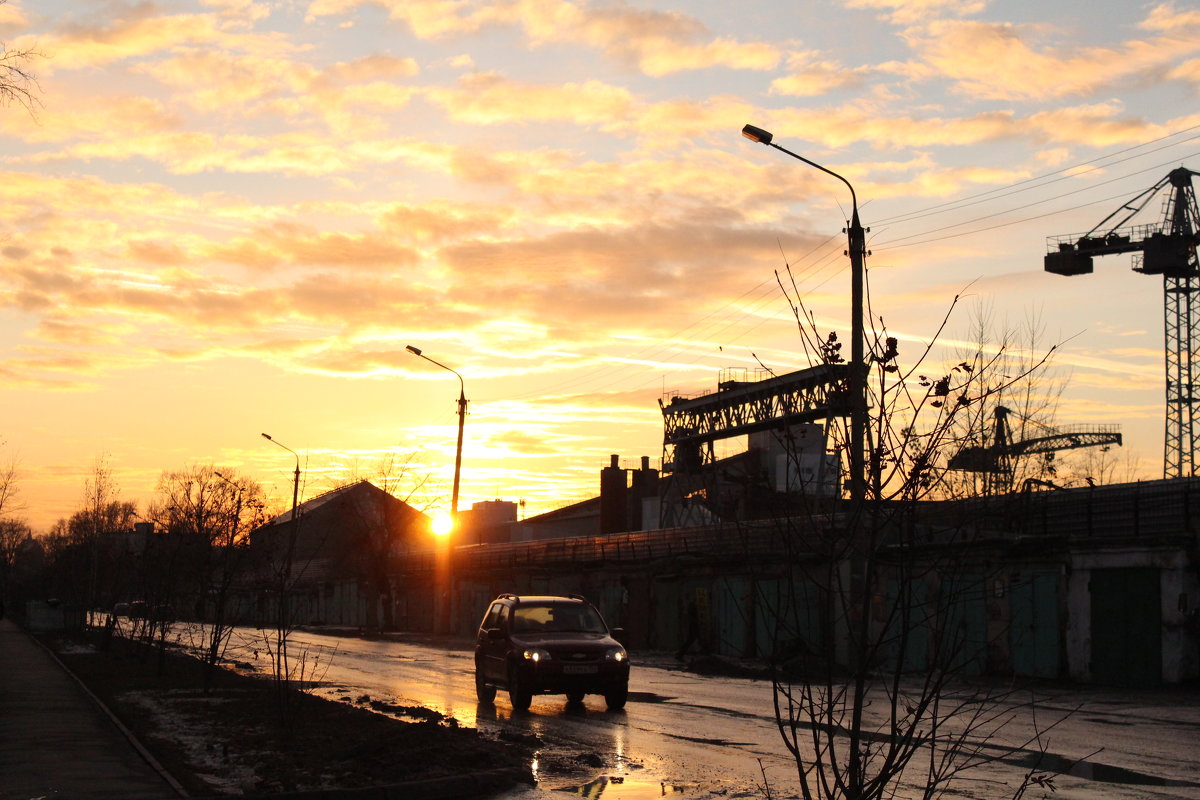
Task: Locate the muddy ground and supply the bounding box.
[44,629,534,797]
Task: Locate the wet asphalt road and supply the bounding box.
[223,628,1200,800]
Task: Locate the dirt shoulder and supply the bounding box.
[42,629,534,798]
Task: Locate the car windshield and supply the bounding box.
[512,603,607,634]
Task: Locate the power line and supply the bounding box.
[875,127,1200,228]
[875,153,1197,250]
[512,125,1200,403]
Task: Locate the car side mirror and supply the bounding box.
[486,628,506,641]
[609,627,626,643]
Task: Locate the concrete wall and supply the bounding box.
[240,499,1198,687]
[1067,546,1197,684]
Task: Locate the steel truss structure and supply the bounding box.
[1045,167,1200,479]
[658,364,849,524]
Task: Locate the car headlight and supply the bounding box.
[522,648,551,662]
[605,647,627,662]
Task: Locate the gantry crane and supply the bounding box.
[1044,167,1200,478]
[947,406,1122,494]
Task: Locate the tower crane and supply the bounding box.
[947,406,1122,494]
[1043,167,1200,478]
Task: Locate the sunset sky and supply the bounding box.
[1,0,1198,531]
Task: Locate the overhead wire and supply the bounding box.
[874,125,1200,227]
[514,126,1200,402]
[874,153,1199,250]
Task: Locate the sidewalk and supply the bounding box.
[0,618,180,800]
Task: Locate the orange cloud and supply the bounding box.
[306,0,506,38]
[1169,58,1200,85]
[905,17,1200,101]
[307,0,779,75]
[425,72,633,124]
[0,93,180,143]
[517,0,780,75]
[135,50,318,112]
[846,0,986,25]
[0,0,29,34]
[207,222,420,271]
[325,54,420,82]
[632,37,780,77]
[201,0,274,24]
[13,7,297,74]
[1140,3,1200,32]
[770,52,869,96]
[379,201,516,244]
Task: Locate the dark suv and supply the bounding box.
[474,593,629,711]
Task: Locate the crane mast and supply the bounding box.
[1044,167,1200,479]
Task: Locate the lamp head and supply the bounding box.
[261,433,272,441]
[406,345,422,356]
[741,124,773,145]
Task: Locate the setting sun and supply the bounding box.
[431,513,454,538]
[0,1,1193,530]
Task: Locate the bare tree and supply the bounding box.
[66,457,137,611]
[329,452,433,630]
[1067,444,1141,487]
[0,517,29,568]
[0,443,25,606]
[943,304,1071,496]
[760,267,1065,800]
[0,1,41,112]
[148,464,267,689]
[0,451,21,519]
[0,517,31,608]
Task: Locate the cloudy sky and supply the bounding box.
[1,0,1198,530]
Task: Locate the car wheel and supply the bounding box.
[604,683,628,711]
[508,669,532,712]
[566,691,585,705]
[475,669,496,704]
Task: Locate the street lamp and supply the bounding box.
[261,433,300,526]
[260,432,303,690]
[405,345,468,523]
[741,123,867,504]
[406,345,468,636]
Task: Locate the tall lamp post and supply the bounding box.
[261,432,301,689]
[741,123,867,504]
[406,345,468,634]
[405,346,468,521]
[261,433,300,528]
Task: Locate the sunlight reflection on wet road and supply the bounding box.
[216,627,1200,800]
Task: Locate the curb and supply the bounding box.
[198,767,534,800]
[33,626,535,800]
[29,629,191,797]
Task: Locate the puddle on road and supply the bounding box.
[665,733,756,747]
[1016,753,1200,788]
[627,692,671,704]
[554,775,689,798]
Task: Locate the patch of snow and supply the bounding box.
[120,689,261,795]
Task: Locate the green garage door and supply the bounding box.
[1010,570,1060,679]
[1090,567,1161,687]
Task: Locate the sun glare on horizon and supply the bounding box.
[432,512,454,537]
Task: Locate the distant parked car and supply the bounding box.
[474,593,629,712]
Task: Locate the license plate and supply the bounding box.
[562,665,598,675]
